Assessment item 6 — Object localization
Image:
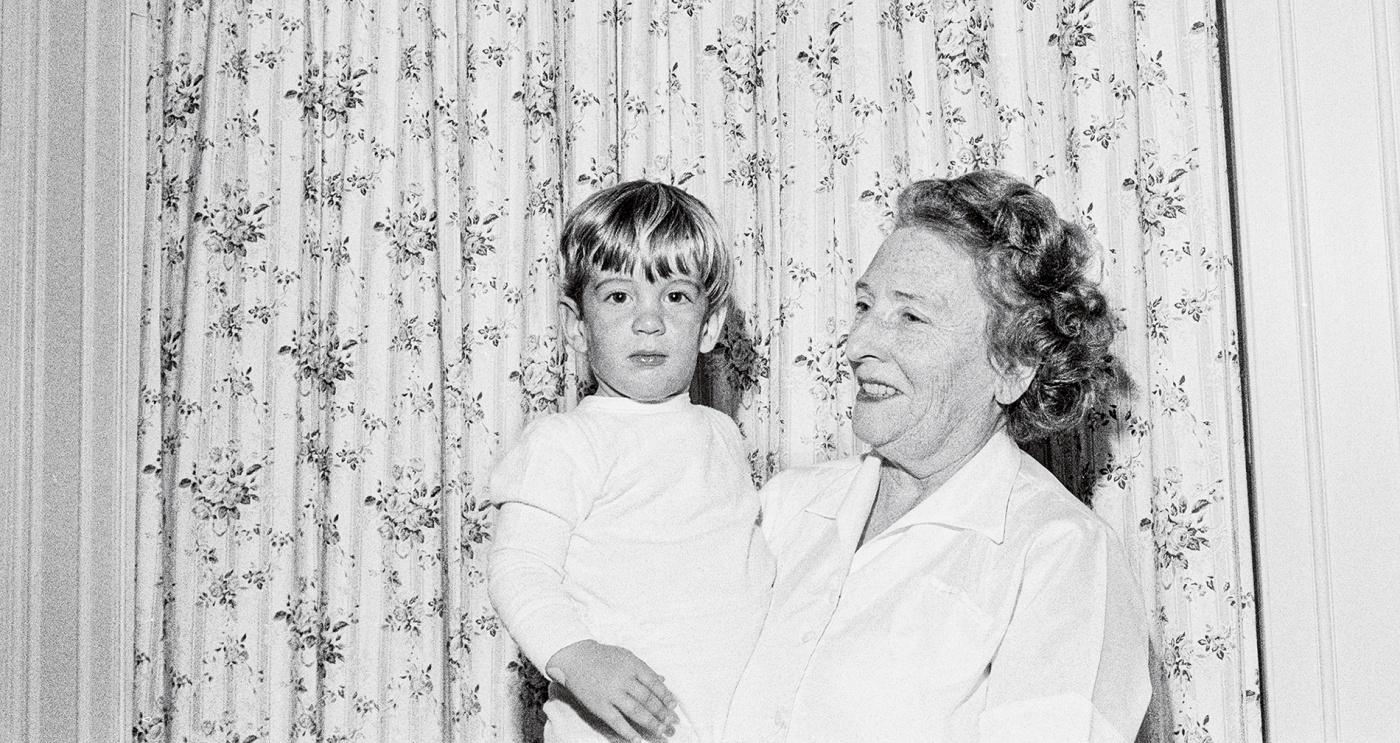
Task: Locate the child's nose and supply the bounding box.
[633,308,664,334]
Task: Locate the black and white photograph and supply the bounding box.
[2,0,1396,741]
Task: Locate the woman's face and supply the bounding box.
[846,227,1031,476]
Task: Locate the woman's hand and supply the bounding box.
[545,639,680,742]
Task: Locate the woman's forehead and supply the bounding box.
[861,228,976,290]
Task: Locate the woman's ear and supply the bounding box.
[560,297,589,355]
[994,360,1036,406]
[698,303,728,354]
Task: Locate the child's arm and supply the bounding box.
[488,502,679,742]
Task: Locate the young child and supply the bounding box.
[488,181,774,743]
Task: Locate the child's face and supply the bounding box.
[562,266,725,402]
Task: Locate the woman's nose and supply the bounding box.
[843,314,882,362]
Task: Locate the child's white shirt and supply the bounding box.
[488,394,774,743]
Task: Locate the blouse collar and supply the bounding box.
[805,430,1022,546]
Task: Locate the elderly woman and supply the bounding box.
[723,170,1150,743]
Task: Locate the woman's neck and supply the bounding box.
[859,428,998,547]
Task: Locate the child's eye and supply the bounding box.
[665,291,694,303]
[603,291,629,304]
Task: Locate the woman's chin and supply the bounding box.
[851,415,899,452]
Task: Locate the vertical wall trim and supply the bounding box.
[3,0,144,739]
[122,7,149,739]
[1275,1,1340,740]
[78,0,100,736]
[0,1,41,739]
[1375,0,1400,448]
[77,0,145,739]
[27,0,54,735]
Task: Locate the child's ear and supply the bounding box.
[698,303,727,355]
[560,297,589,355]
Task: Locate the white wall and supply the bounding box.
[1225,0,1400,740]
[0,0,145,741]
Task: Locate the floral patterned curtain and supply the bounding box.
[133,1,1261,742]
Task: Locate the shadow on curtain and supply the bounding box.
[133,1,1261,741]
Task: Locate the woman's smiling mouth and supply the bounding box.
[857,380,900,400]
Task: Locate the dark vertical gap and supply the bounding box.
[1213,2,1269,741]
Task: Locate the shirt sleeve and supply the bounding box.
[487,502,593,673]
[487,415,599,526]
[978,518,1152,743]
[486,416,602,673]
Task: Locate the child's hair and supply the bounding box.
[560,180,732,317]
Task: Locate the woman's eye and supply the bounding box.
[854,300,870,313]
[902,311,926,324]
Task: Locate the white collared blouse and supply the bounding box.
[724,431,1151,743]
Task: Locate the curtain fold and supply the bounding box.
[134,1,1261,741]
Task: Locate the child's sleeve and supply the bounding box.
[487,416,598,524]
[486,417,600,673]
[488,503,591,672]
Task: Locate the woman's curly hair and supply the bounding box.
[894,169,1123,441]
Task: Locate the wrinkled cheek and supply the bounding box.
[943,366,1005,429]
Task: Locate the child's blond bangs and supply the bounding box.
[560,181,732,316]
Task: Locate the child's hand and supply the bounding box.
[545,639,680,742]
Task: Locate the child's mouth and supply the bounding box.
[630,353,668,367]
